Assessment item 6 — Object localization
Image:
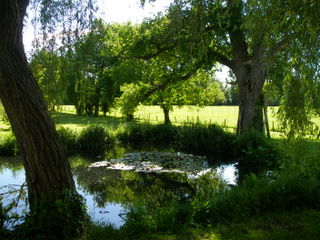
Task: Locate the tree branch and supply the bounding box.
[142,64,201,100]
[118,45,174,60]
[267,38,290,60]
[207,48,235,70]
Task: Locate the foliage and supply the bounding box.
[0,135,17,157]
[74,20,118,116]
[277,69,317,138]
[177,123,236,162]
[14,190,89,240]
[138,0,320,134]
[118,122,236,163]
[85,208,320,240]
[193,138,320,226]
[29,49,67,109]
[78,125,110,155]
[115,83,150,120]
[0,104,9,125]
[209,209,320,240]
[57,127,79,155]
[29,0,97,49]
[235,130,282,183]
[117,123,178,148]
[122,201,193,237]
[193,172,320,227]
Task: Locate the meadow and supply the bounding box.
[55,105,283,133]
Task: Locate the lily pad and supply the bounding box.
[90,151,211,176]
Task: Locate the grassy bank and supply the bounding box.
[86,209,320,240]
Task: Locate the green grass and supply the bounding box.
[54,105,297,138]
[2,105,320,137]
[84,209,320,240]
[54,105,283,133]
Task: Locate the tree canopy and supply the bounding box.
[137,0,320,135]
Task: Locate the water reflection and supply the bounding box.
[0,150,236,229]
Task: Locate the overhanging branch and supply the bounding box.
[207,48,234,70]
[142,63,201,100]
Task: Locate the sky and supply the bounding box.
[96,0,172,23]
[23,0,172,52]
[23,0,229,82]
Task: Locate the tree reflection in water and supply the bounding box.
[1,148,228,228]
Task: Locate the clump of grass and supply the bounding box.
[235,130,283,183]
[78,125,113,156]
[210,209,320,240]
[57,127,79,155]
[176,123,236,162]
[117,124,178,148]
[117,123,237,164]
[121,202,193,238]
[193,166,320,226]
[0,135,17,157]
[57,125,116,156]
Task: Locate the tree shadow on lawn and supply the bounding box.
[51,112,137,130]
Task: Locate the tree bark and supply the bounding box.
[227,0,266,135]
[161,105,171,124]
[235,55,265,134]
[94,103,99,117]
[0,0,75,208]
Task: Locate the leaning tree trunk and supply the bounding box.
[0,0,75,209]
[236,58,265,135]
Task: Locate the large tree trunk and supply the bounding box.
[0,0,75,208]
[227,0,266,135]
[235,55,265,134]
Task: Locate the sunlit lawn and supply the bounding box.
[54,105,283,136]
[1,105,319,139]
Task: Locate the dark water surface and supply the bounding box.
[0,150,236,229]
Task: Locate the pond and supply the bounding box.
[0,147,236,230]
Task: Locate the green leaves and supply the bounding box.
[29,49,67,109]
[30,0,97,48]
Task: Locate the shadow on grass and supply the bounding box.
[86,210,320,240]
[51,112,138,130]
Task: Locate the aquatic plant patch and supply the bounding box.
[90,152,212,177]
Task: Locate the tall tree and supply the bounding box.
[0,0,95,237]
[29,49,67,110]
[140,0,320,134]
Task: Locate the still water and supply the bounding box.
[0,150,236,230]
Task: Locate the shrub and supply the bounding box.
[117,124,178,148]
[57,127,79,155]
[78,125,110,155]
[235,130,282,183]
[123,201,193,237]
[0,134,17,157]
[14,191,89,240]
[117,123,237,164]
[193,172,320,226]
[177,123,236,163]
[146,124,179,147]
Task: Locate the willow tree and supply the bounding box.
[0,0,95,237]
[140,0,320,134]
